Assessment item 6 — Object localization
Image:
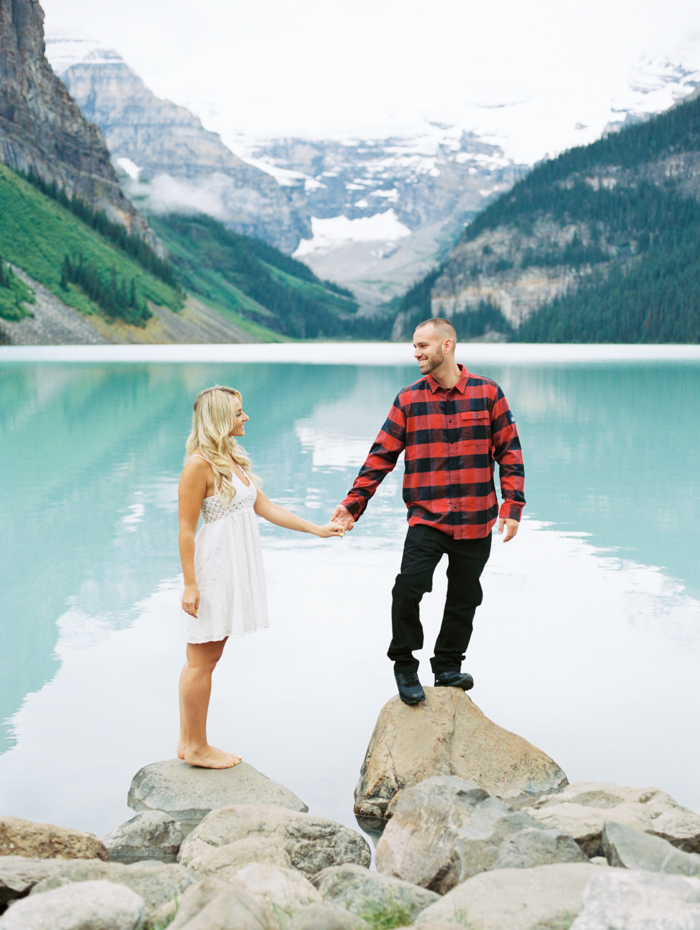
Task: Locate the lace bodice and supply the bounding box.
[200,475,257,524]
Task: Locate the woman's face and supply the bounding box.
[229,398,249,437]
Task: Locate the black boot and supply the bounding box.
[394,670,426,705]
[434,669,474,691]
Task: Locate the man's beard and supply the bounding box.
[420,350,444,373]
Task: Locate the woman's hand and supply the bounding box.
[313,521,347,538]
[182,584,200,617]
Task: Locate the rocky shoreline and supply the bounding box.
[1,689,700,929]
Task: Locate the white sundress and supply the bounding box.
[182,463,268,644]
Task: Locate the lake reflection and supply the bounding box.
[1,348,699,838]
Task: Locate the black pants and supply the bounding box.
[388,524,492,675]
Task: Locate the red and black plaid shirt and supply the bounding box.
[341,364,525,539]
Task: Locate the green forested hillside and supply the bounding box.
[149,213,361,339]
[402,94,700,343]
[0,163,365,341]
[0,162,182,325]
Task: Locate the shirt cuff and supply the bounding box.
[340,496,362,519]
[499,500,525,522]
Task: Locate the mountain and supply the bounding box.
[45,29,310,254]
[0,0,149,240]
[0,159,363,344]
[149,212,362,340]
[252,130,526,306]
[198,45,700,305]
[396,93,700,343]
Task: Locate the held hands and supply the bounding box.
[182,583,200,616]
[314,520,347,538]
[498,518,519,542]
[331,504,354,532]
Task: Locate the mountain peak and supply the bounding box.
[45,27,123,76]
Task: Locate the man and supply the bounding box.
[332,318,525,705]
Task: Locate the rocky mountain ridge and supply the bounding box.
[42,24,700,316]
[418,95,700,342]
[258,130,526,304]
[46,29,310,254]
[0,0,148,239]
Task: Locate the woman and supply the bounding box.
[178,385,344,769]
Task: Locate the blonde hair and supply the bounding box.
[184,386,259,505]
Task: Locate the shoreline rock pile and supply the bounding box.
[2,689,700,929]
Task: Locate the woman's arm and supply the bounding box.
[254,491,345,538]
[178,459,209,614]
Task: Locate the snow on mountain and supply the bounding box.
[294,210,411,258]
[42,25,700,305]
[45,26,122,75]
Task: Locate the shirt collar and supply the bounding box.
[427,364,469,395]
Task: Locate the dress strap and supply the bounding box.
[187,454,209,463]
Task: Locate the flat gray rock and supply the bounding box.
[128,759,308,833]
[376,776,586,894]
[312,863,439,922]
[525,781,700,857]
[603,821,700,877]
[103,810,184,863]
[415,862,598,930]
[0,880,144,930]
[178,804,371,879]
[570,869,700,929]
[27,859,194,922]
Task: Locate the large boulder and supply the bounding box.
[354,689,567,822]
[187,837,293,881]
[570,869,700,929]
[234,863,321,914]
[376,776,587,893]
[103,810,184,864]
[415,862,599,929]
[525,782,700,857]
[0,816,108,862]
[0,880,144,930]
[312,863,439,921]
[167,876,278,930]
[178,805,371,879]
[128,759,308,834]
[27,859,194,923]
[602,821,700,877]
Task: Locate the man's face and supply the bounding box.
[413,325,446,375]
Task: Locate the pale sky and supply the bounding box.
[41,0,700,155]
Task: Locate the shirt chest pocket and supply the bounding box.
[457,410,490,441]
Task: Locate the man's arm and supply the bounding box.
[332,397,407,531]
[491,387,525,542]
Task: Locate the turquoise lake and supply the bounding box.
[1,343,699,839]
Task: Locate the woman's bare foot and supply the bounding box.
[184,745,242,769]
[178,742,230,761]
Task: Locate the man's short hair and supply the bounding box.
[414,317,457,344]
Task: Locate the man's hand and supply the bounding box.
[331,503,354,532]
[498,518,519,542]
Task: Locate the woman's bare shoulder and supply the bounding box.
[182,451,214,477]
